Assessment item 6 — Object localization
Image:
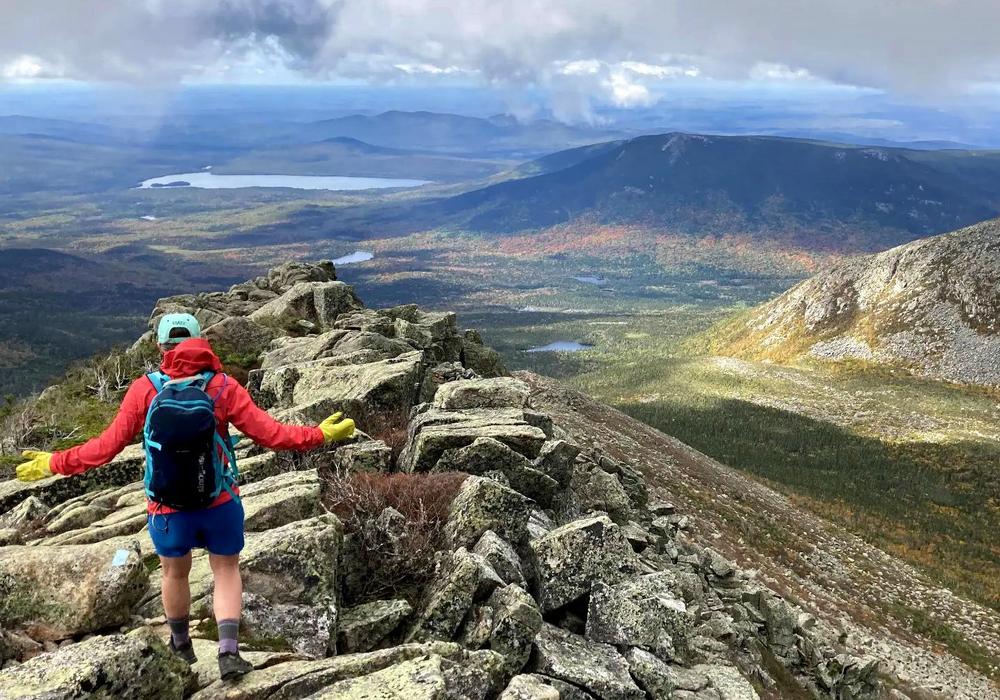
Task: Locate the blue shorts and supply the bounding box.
[147,497,245,558]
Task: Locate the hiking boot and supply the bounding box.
[218,651,253,681]
[169,638,197,665]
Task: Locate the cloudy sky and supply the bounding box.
[3,0,1000,120]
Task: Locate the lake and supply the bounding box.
[526,341,594,353]
[333,251,375,265]
[137,172,431,191]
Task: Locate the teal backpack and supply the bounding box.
[143,371,239,510]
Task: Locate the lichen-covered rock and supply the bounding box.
[815,654,881,699]
[435,437,559,507]
[434,377,530,410]
[461,330,507,378]
[399,408,548,473]
[0,539,147,640]
[257,351,423,422]
[262,329,415,370]
[267,260,338,291]
[473,530,527,587]
[0,628,192,699]
[693,665,760,700]
[445,476,533,550]
[586,573,692,661]
[500,674,561,700]
[419,362,479,403]
[407,548,503,643]
[204,316,279,362]
[37,502,147,546]
[237,590,336,657]
[191,641,479,700]
[570,464,632,524]
[625,648,676,699]
[44,503,112,536]
[249,281,363,331]
[484,584,543,674]
[337,599,413,654]
[530,515,642,613]
[0,496,48,530]
[533,440,581,487]
[240,469,322,532]
[330,439,394,473]
[304,655,448,699]
[530,623,645,700]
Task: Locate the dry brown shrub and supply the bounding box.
[356,408,411,466]
[322,469,467,603]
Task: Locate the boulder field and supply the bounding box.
[0,261,881,699]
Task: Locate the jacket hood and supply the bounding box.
[160,338,223,378]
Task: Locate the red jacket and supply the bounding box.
[51,338,324,513]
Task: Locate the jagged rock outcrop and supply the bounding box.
[0,628,193,699]
[711,217,1000,386]
[0,260,888,699]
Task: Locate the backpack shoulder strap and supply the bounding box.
[197,370,216,391]
[146,372,167,394]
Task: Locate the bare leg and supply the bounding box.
[160,554,193,619]
[209,553,242,622]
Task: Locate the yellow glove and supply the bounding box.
[319,412,355,444]
[16,451,54,482]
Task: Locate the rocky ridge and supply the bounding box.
[0,260,887,699]
[710,217,1000,387]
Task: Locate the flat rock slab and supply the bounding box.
[400,408,548,473]
[433,378,531,410]
[0,628,191,700]
[0,444,145,516]
[530,623,645,700]
[303,655,447,700]
[259,351,424,422]
[0,538,147,640]
[337,599,414,654]
[500,674,561,700]
[191,641,475,700]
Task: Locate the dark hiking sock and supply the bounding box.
[167,616,191,647]
[218,618,240,655]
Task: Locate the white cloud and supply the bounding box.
[2,55,55,80]
[393,63,466,75]
[749,62,815,82]
[558,60,603,76]
[2,0,1000,108]
[604,69,652,106]
[620,61,700,79]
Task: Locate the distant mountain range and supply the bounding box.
[426,133,1000,248]
[707,217,1000,386]
[289,111,625,157]
[0,111,624,193]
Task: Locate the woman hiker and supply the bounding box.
[15,313,356,681]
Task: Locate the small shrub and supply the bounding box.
[322,469,467,603]
[357,408,411,466]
